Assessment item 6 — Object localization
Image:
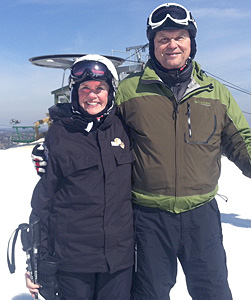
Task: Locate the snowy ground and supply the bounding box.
[1,143,250,300]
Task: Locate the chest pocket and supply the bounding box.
[57,154,100,177]
[184,101,219,145]
[111,150,134,192]
[113,150,135,165]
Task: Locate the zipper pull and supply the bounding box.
[134,241,138,272]
[187,103,192,138]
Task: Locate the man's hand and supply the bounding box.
[31,143,48,176]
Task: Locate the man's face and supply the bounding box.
[154,29,191,69]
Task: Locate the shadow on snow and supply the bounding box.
[221,213,251,228]
[11,294,33,300]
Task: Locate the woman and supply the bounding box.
[26,54,134,300]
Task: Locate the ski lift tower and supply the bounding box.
[114,44,149,78]
[125,44,149,64]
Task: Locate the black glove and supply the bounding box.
[31,143,48,177]
[38,255,61,300]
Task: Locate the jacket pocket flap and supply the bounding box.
[113,151,135,165]
[58,154,99,177]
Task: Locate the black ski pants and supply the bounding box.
[131,199,233,300]
[57,266,133,300]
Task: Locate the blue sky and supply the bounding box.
[1,0,251,127]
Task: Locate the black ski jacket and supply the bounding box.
[30,104,134,273]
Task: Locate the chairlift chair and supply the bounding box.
[11,125,38,143]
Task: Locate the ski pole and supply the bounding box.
[30,215,41,300]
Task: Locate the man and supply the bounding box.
[116,3,251,300]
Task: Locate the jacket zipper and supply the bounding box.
[182,83,214,102]
[172,83,213,207]
[173,97,179,203]
[147,80,214,207]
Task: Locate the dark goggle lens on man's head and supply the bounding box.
[71,60,108,78]
[151,5,188,23]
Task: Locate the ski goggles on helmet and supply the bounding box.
[70,60,112,85]
[148,3,196,30]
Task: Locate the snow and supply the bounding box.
[1,144,250,300]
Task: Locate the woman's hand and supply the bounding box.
[25,272,40,298]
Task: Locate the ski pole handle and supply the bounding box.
[20,225,34,282]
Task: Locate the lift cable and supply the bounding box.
[204,71,251,96]
[242,111,251,115]
[222,83,251,97]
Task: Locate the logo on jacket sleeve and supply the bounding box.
[111,138,125,149]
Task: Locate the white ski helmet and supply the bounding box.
[69,54,118,112]
[69,54,118,92]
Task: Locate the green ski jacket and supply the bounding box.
[116,60,251,213]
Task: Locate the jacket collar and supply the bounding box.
[141,60,207,86]
[49,103,116,133]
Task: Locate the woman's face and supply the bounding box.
[78,80,109,115]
